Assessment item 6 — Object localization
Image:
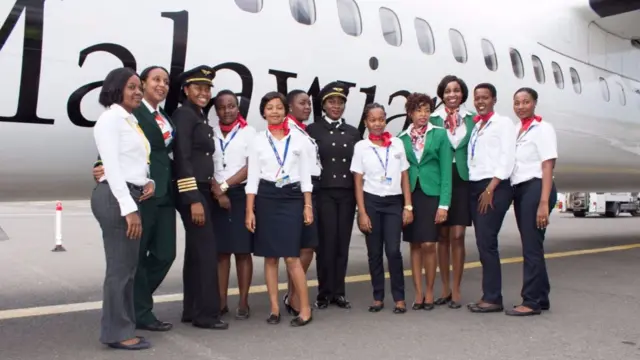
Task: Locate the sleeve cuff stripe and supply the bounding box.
[178,186,198,193]
[177,177,197,184]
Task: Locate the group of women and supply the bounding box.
[90,65,558,351]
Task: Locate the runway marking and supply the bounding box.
[1,243,639,321]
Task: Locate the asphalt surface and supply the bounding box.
[0,200,639,360]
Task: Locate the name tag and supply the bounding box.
[276,175,291,188]
[379,176,392,185]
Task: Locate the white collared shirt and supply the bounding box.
[93,104,151,216]
[213,123,257,184]
[142,99,173,147]
[467,112,517,181]
[288,119,322,177]
[431,107,471,153]
[350,137,409,197]
[324,115,342,128]
[245,130,313,194]
[398,122,437,161]
[511,120,558,185]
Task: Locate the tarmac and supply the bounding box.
[0,200,639,360]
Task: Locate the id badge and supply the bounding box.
[379,176,392,185]
[276,175,291,188]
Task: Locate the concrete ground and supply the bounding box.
[0,200,639,360]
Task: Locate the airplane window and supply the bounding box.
[414,18,435,55]
[448,29,467,63]
[532,55,545,84]
[551,62,564,89]
[617,83,626,106]
[379,7,402,46]
[509,48,524,79]
[337,0,362,36]
[599,77,610,102]
[569,67,582,94]
[290,0,316,25]
[481,39,498,71]
[234,0,263,13]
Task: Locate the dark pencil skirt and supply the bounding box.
[254,179,304,258]
[403,182,440,243]
[300,177,320,250]
[211,184,254,255]
[442,165,472,227]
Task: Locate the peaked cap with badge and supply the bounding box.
[179,65,215,88]
[319,81,350,104]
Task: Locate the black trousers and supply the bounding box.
[513,178,557,310]
[363,193,405,302]
[316,188,356,300]
[470,179,513,305]
[176,183,221,325]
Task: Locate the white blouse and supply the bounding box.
[212,123,257,184]
[511,120,558,185]
[350,137,409,197]
[467,112,517,182]
[93,104,152,216]
[245,130,313,194]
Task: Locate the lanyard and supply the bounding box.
[371,146,390,177]
[517,124,537,144]
[267,133,291,178]
[219,126,240,153]
[125,118,150,164]
[470,121,492,160]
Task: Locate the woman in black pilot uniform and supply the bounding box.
[306,81,361,310]
[245,91,314,327]
[173,65,228,330]
[506,87,558,316]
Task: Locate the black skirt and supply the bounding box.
[300,178,320,249]
[254,180,304,258]
[442,165,472,227]
[402,182,440,243]
[211,184,254,254]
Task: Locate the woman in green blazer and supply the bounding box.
[429,75,475,309]
[399,93,453,310]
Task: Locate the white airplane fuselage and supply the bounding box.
[1,0,639,202]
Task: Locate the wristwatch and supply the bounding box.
[404,205,413,211]
[219,181,229,193]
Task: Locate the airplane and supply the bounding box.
[1,0,640,205]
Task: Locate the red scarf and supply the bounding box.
[473,112,494,123]
[286,114,306,131]
[444,107,460,134]
[521,115,542,131]
[268,119,290,136]
[369,132,392,147]
[219,113,247,133]
[409,125,428,149]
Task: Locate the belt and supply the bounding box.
[102,180,144,192]
[311,176,321,182]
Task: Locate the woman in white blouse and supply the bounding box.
[506,87,558,316]
[351,103,413,314]
[245,91,314,327]
[91,67,155,350]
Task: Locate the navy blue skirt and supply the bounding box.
[210,184,254,254]
[254,180,304,258]
[300,178,320,249]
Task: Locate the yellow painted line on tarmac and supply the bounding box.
[1,243,639,321]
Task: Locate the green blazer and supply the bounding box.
[429,110,476,181]
[398,125,453,208]
[133,104,175,200]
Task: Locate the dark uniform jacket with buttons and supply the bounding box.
[172,100,216,205]
[307,117,361,189]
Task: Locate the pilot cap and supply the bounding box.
[179,65,215,87]
[319,81,349,103]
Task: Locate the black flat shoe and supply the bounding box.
[266,313,281,325]
[434,293,452,306]
[412,297,425,310]
[505,307,542,316]
[423,303,435,311]
[393,306,407,314]
[290,315,313,327]
[283,294,294,315]
[192,319,229,330]
[314,298,329,309]
[368,303,384,312]
[107,338,151,350]
[136,320,173,332]
[448,301,462,309]
[235,307,250,320]
[468,303,504,313]
[332,296,352,309]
